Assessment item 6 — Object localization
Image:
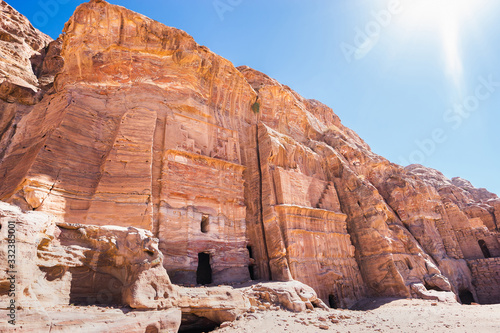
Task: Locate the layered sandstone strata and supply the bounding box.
[406,164,500,303]
[0,0,499,316]
[0,200,256,331]
[0,201,175,309]
[0,0,257,291]
[0,1,51,103]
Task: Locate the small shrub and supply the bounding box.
[252,101,260,114]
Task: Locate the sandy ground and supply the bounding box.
[214,298,500,333]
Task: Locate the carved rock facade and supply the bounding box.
[0,0,499,317]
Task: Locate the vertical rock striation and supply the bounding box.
[0,0,499,309]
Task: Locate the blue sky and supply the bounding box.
[8,0,500,195]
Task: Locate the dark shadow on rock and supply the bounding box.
[350,297,405,310]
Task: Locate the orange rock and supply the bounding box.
[0,1,51,104]
[0,0,499,312]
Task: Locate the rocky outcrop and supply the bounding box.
[1,0,256,291]
[236,66,461,306]
[404,164,500,303]
[0,201,175,309]
[0,1,52,103]
[0,307,182,333]
[0,201,255,331]
[243,281,328,312]
[0,3,499,329]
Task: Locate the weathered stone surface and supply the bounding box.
[409,283,457,303]
[0,307,182,332]
[1,0,256,289]
[243,281,328,312]
[0,201,58,309]
[467,258,500,304]
[0,1,499,321]
[405,164,500,302]
[177,286,251,324]
[0,201,176,309]
[408,165,499,232]
[243,120,366,307]
[0,1,51,98]
[237,66,458,305]
[0,201,254,331]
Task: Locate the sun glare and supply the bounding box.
[397,0,491,92]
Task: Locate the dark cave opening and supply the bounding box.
[247,245,256,280]
[458,290,474,305]
[328,294,338,309]
[179,313,219,333]
[196,252,212,285]
[67,267,123,305]
[248,265,255,280]
[478,239,491,259]
[247,245,253,259]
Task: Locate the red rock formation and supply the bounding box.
[0,200,253,331]
[0,1,51,102]
[0,0,499,316]
[237,66,454,305]
[1,0,257,290]
[0,201,174,309]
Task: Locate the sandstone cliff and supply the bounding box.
[0,2,499,331]
[0,1,51,100]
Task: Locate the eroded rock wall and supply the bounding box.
[0,201,175,309]
[0,0,257,286]
[0,0,499,309]
[238,66,458,304]
[467,258,500,304]
[0,1,51,100]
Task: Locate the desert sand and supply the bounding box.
[215,298,500,333]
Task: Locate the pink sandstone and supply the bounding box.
[0,0,499,331]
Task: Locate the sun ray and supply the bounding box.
[395,0,493,96]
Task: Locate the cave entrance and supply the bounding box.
[179,313,219,333]
[196,252,212,285]
[478,240,491,258]
[328,294,338,309]
[66,267,123,305]
[459,290,474,305]
[247,246,256,280]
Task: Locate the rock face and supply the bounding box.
[243,280,328,312]
[405,165,500,303]
[0,201,175,309]
[0,1,499,325]
[0,200,252,331]
[0,307,182,333]
[0,0,52,104]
